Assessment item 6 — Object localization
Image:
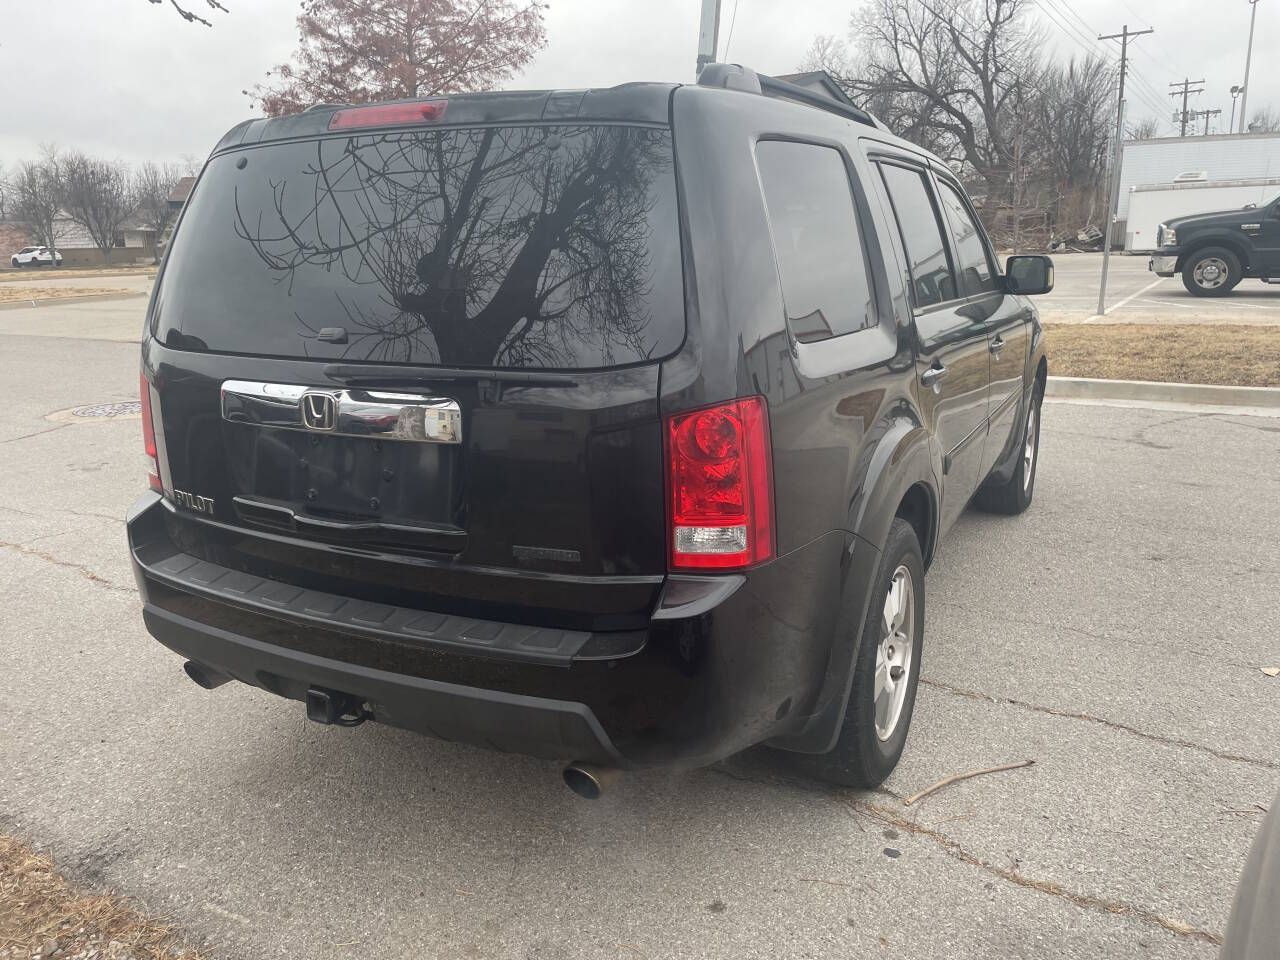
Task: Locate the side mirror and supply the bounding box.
[1006,255,1054,296]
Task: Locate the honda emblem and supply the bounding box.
[301,392,337,431]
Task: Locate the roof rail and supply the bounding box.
[696,63,876,129]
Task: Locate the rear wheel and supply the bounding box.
[10,258,18,268]
[975,381,1042,515]
[1181,246,1241,297]
[794,518,925,788]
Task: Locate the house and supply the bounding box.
[167,176,196,211]
[49,213,157,266]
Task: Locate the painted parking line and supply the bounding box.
[1085,277,1164,322]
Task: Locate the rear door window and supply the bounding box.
[935,178,998,297]
[877,162,957,309]
[154,124,684,370]
[755,140,876,342]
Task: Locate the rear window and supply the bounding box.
[154,124,684,369]
[755,140,876,341]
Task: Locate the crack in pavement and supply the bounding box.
[706,767,1222,946]
[0,423,70,445]
[0,504,126,525]
[850,798,1222,946]
[921,677,1279,771]
[0,540,134,595]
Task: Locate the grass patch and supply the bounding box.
[1045,323,1280,387]
[0,836,202,960]
[0,286,135,304]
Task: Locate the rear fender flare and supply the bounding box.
[849,414,938,562]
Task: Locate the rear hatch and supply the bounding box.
[147,109,685,631]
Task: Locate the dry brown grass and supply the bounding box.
[0,836,202,960]
[0,287,135,304]
[0,267,155,283]
[1045,323,1280,387]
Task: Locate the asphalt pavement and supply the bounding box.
[1038,252,1280,325]
[1,288,1278,960]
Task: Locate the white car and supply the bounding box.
[10,246,64,268]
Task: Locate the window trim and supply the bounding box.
[871,155,963,314]
[930,170,1001,297]
[752,133,891,346]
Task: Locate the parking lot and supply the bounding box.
[1,276,1278,959]
[1038,252,1280,325]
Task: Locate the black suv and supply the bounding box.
[128,65,1051,796]
[1149,193,1280,295]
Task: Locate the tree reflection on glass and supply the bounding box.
[232,124,673,368]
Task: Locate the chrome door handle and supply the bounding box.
[920,365,949,390]
[989,336,1005,357]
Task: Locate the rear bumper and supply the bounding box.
[1149,254,1178,276]
[129,493,859,769]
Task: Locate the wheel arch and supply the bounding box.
[1177,235,1252,273]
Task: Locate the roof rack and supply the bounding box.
[696,64,877,129]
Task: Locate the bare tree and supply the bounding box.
[1127,117,1162,140]
[1247,106,1280,133]
[815,0,1042,198]
[62,154,136,265]
[134,162,183,263]
[145,0,228,26]
[0,162,9,220]
[246,0,548,117]
[178,153,204,177]
[11,148,64,265]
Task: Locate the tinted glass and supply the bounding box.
[878,163,956,308]
[155,125,684,369]
[936,179,997,296]
[756,140,875,341]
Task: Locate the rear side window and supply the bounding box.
[755,140,875,342]
[154,124,684,370]
[936,179,998,297]
[877,163,957,309]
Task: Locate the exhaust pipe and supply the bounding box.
[183,660,231,690]
[562,762,621,799]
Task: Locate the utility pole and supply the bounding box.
[1239,0,1261,131]
[1230,85,1243,132]
[1168,78,1205,137]
[1097,24,1153,317]
[1194,108,1223,135]
[695,0,722,78]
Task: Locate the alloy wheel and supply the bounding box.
[875,565,915,741]
[1023,402,1037,492]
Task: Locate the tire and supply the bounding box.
[793,518,925,788]
[10,259,18,268]
[1181,246,1242,297]
[975,381,1042,515]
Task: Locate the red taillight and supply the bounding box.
[328,100,447,130]
[665,397,775,571]
[140,372,162,492]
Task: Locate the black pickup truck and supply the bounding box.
[1149,193,1280,295]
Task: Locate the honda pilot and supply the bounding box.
[127,65,1052,797]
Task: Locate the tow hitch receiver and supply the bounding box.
[305,687,371,727]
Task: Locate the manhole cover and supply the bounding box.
[73,401,142,418]
[45,400,143,423]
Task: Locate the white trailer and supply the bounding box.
[1124,177,1280,253]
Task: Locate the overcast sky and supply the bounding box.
[0,0,1275,168]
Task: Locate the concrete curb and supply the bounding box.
[1047,376,1280,408]
[0,291,148,311]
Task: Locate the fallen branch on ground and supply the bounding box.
[904,760,1036,806]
